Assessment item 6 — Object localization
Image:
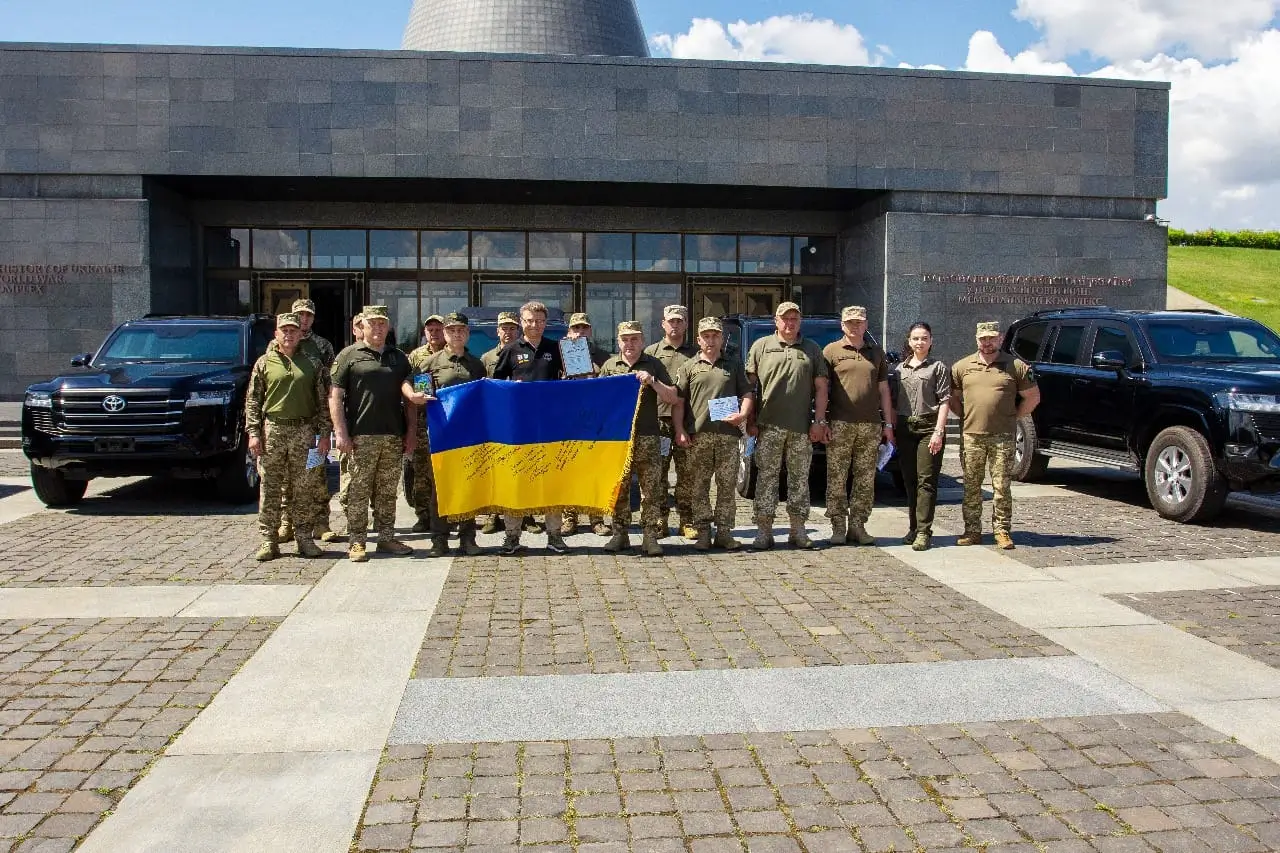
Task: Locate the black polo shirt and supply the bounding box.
[330,343,411,437]
[492,337,563,382]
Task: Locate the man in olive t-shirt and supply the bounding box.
[744,301,830,550]
[644,305,699,539]
[950,321,1041,550]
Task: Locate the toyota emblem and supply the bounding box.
[102,395,127,412]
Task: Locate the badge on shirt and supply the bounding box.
[516,353,531,364]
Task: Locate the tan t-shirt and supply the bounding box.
[644,339,697,418]
[674,354,751,436]
[598,352,672,436]
[745,333,828,434]
[823,338,887,424]
[951,351,1037,435]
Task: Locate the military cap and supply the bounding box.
[361,305,389,320]
[276,312,301,328]
[774,301,801,317]
[291,298,316,315]
[697,317,723,334]
[976,321,1001,337]
[617,320,644,336]
[569,312,592,327]
[497,311,519,326]
[663,305,689,320]
[423,313,445,326]
[443,311,469,327]
[841,305,868,321]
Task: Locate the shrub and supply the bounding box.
[1168,228,1280,250]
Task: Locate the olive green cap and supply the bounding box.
[663,305,689,320]
[496,311,519,326]
[424,314,445,326]
[697,317,723,333]
[443,311,469,327]
[361,305,389,320]
[840,305,867,321]
[276,312,301,328]
[617,320,644,335]
[569,312,591,327]
[291,298,316,314]
[774,301,801,317]
[976,321,1001,337]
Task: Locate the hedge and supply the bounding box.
[1168,229,1280,250]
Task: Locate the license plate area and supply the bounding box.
[94,438,136,453]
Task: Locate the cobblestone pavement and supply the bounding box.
[0,455,28,479]
[0,479,337,587]
[356,712,1280,852]
[0,616,277,851]
[416,547,1066,678]
[1111,586,1280,670]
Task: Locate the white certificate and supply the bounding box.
[305,447,326,470]
[559,337,594,378]
[708,395,740,421]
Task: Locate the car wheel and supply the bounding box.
[29,464,88,507]
[1010,416,1049,481]
[216,439,260,504]
[1143,426,1228,523]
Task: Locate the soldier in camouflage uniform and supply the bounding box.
[950,321,1040,550]
[477,311,521,536]
[598,321,681,557]
[335,311,364,531]
[745,302,829,550]
[329,305,420,562]
[644,305,699,539]
[673,317,753,551]
[820,306,895,547]
[407,314,447,533]
[245,312,332,561]
[559,312,612,538]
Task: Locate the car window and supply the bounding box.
[250,323,272,359]
[1011,322,1047,362]
[1147,320,1280,362]
[724,324,744,363]
[1049,324,1086,365]
[1092,325,1135,364]
[98,326,242,364]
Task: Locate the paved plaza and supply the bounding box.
[2,449,1280,851]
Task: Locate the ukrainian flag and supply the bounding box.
[427,374,641,519]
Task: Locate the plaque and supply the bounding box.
[413,372,436,397]
[559,337,594,378]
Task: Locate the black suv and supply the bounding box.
[22,314,275,507]
[1003,307,1280,523]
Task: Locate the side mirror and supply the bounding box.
[70,354,91,367]
[1091,350,1127,371]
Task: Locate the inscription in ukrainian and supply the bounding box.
[922,273,1135,307]
[0,264,135,296]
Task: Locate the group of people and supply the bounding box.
[244,297,1040,562]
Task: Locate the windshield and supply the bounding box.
[96,325,242,365]
[465,324,566,358]
[1146,320,1280,363]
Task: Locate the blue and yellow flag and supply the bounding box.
[426,375,641,519]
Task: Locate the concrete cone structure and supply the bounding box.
[402,0,650,57]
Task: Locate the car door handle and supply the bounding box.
[1073,377,1090,385]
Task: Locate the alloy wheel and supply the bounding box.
[1154,445,1192,505]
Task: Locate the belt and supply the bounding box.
[266,416,313,426]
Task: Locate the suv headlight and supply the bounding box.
[186,390,232,407]
[24,391,52,409]
[1217,392,1280,413]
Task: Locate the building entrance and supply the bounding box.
[254,273,364,349]
[689,277,788,329]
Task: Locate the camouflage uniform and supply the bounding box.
[825,421,882,524]
[687,432,739,531]
[753,424,814,521]
[961,434,1014,534]
[345,434,405,545]
[276,331,335,537]
[407,343,444,527]
[645,339,697,530]
[613,435,665,532]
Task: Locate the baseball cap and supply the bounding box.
[976,321,1001,337]
[697,317,723,333]
[617,320,644,335]
[569,312,592,327]
[276,312,300,328]
[774,301,801,317]
[663,305,689,320]
[841,306,867,321]
[291,299,316,315]
[443,312,469,327]
[496,311,518,327]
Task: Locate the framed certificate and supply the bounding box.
[559,337,594,378]
[707,395,740,421]
[413,372,436,396]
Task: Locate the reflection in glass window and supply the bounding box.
[205,228,249,268]
[635,282,681,344]
[311,230,366,269]
[419,281,469,325]
[585,283,632,351]
[1012,322,1047,362]
[794,236,835,275]
[471,231,524,271]
[586,233,633,271]
[481,282,573,314]
[370,230,417,270]
[684,234,736,274]
[529,232,582,271]
[1092,326,1135,364]
[1050,325,1086,365]
[252,229,307,269]
[421,231,470,270]
[739,235,791,274]
[207,279,250,315]
[635,233,680,272]
[792,281,834,315]
[370,280,420,353]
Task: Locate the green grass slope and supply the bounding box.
[1168,245,1280,331]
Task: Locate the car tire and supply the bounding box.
[30,464,88,507]
[1143,426,1228,523]
[1010,416,1049,482]
[215,438,260,504]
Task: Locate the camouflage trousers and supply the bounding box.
[825,421,882,524]
[257,419,317,543]
[962,433,1014,534]
[276,439,329,531]
[613,434,665,533]
[345,434,405,546]
[410,422,436,525]
[337,450,351,514]
[753,424,813,522]
[687,432,740,530]
[657,418,694,525]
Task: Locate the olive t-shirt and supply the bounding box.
[951,351,1037,435]
[598,353,671,436]
[644,340,697,418]
[481,345,502,378]
[823,338,887,424]
[425,349,487,391]
[674,354,750,436]
[330,343,412,437]
[745,334,828,434]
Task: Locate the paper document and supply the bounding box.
[707,396,740,421]
[659,436,672,458]
[305,448,326,470]
[876,441,895,472]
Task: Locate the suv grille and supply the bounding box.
[56,389,185,434]
[1251,413,1280,443]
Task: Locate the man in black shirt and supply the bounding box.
[491,301,569,555]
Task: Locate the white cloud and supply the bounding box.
[1014,0,1280,62]
[650,15,876,66]
[963,30,1077,76]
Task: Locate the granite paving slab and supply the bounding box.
[0,616,278,850]
[0,455,27,479]
[359,713,1280,852]
[1110,586,1280,669]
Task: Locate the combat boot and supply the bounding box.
[994,531,1015,550]
[956,531,983,546]
[848,518,875,546]
[411,517,432,533]
[428,535,449,557]
[254,541,279,562]
[559,516,577,537]
[912,532,933,552]
[296,535,323,559]
[376,537,414,556]
[713,528,740,551]
[522,516,544,533]
[752,518,775,551]
[694,526,711,551]
[348,542,368,563]
[604,529,632,552]
[591,517,611,536]
[641,530,664,557]
[480,517,501,535]
[829,515,847,546]
[275,520,294,543]
[789,517,816,550]
[315,522,339,542]
[680,520,699,541]
[458,525,483,557]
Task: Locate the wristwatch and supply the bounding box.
[882,421,894,429]
[813,419,828,426]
